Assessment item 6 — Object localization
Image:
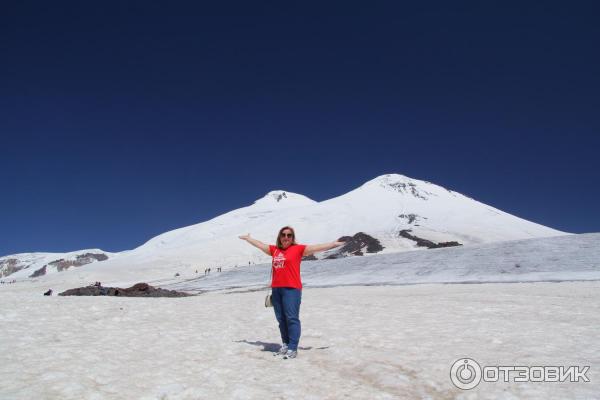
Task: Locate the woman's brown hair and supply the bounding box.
[276,226,297,249]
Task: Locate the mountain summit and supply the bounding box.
[252,190,317,209]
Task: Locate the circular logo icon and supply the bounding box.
[450,358,482,390]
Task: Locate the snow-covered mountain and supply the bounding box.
[0,249,114,279]
[1,173,568,281]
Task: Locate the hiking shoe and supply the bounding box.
[283,350,297,359]
[275,344,288,356]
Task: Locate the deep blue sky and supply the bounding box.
[1,1,599,255]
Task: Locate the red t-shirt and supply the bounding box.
[269,244,307,290]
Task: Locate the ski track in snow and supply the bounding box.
[1,282,599,399]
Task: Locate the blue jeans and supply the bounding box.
[271,287,302,351]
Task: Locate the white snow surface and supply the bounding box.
[1,282,598,399]
[1,231,598,399]
[2,173,569,281]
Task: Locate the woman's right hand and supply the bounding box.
[239,234,270,255]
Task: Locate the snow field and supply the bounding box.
[1,281,599,399]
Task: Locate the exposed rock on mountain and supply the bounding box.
[26,252,111,277]
[30,265,47,278]
[398,213,426,225]
[0,258,27,278]
[399,229,462,249]
[325,232,384,259]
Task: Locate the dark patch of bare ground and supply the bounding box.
[29,265,47,278]
[58,282,193,297]
[399,229,462,249]
[325,232,384,259]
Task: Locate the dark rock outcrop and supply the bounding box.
[275,192,287,202]
[0,258,26,278]
[325,232,384,259]
[77,253,109,262]
[28,252,110,277]
[399,229,462,249]
[49,252,109,272]
[386,182,429,200]
[398,213,428,225]
[59,282,192,297]
[30,265,47,278]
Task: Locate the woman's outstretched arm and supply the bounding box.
[239,233,271,256]
[304,241,345,257]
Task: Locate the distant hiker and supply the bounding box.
[195,270,198,274]
[239,226,344,359]
[44,289,52,296]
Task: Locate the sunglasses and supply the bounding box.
[280,232,294,238]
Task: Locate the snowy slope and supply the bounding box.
[3,173,569,280]
[16,232,598,295]
[136,174,567,258]
[157,232,600,293]
[0,249,114,279]
[132,173,568,263]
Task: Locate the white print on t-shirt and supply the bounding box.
[273,251,286,269]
